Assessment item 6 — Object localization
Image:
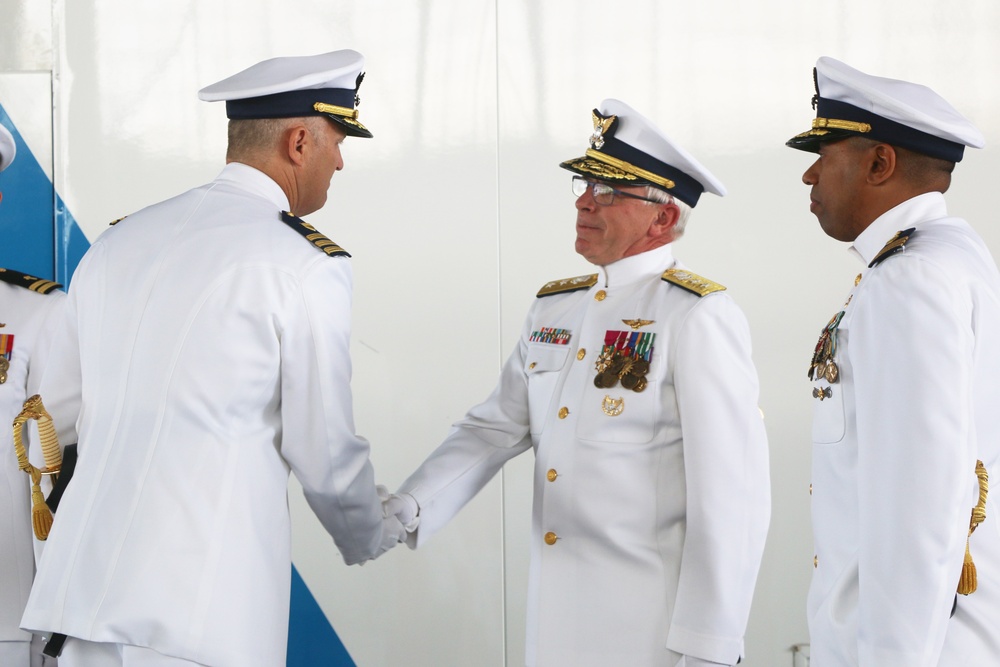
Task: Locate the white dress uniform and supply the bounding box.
[19,163,388,667]
[807,193,1000,666]
[787,56,997,667]
[400,242,770,666]
[0,272,64,666]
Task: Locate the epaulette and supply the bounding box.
[109,215,128,226]
[661,268,726,297]
[537,273,598,298]
[0,268,62,294]
[868,227,916,268]
[280,211,351,258]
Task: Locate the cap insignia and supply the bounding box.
[355,71,365,108]
[537,273,599,298]
[811,67,820,110]
[661,268,726,297]
[590,111,617,150]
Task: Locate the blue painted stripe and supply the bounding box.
[288,565,356,666]
[0,104,87,285]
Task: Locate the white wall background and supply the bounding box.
[2,1,999,665]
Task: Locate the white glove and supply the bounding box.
[383,491,420,532]
[370,514,407,560]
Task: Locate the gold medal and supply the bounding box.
[594,371,618,389]
[823,362,839,384]
[0,357,8,385]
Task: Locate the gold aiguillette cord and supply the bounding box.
[12,394,62,540]
[958,460,988,595]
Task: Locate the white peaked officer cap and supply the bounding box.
[787,56,984,162]
[198,49,373,138]
[0,123,15,173]
[560,98,726,208]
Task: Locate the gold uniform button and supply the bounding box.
[809,484,813,495]
[814,555,818,568]
[558,407,569,419]
[544,532,558,545]
[528,362,537,369]
[546,469,558,482]
[577,348,586,360]
[594,290,606,301]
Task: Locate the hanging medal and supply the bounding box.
[594,328,655,393]
[0,333,13,385]
[807,311,843,384]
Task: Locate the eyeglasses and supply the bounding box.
[571,176,663,206]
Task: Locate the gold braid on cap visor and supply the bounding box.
[584,149,676,190]
[313,102,359,119]
[313,102,369,132]
[812,117,872,133]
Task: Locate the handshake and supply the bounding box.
[374,486,420,559]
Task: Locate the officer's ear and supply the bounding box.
[649,200,680,242]
[866,143,898,186]
[285,123,311,167]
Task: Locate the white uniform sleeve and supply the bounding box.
[35,258,88,452]
[851,255,973,664]
[31,256,88,563]
[398,331,534,547]
[666,294,770,664]
[278,255,385,565]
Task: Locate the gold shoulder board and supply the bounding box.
[537,273,598,298]
[280,212,351,258]
[661,268,726,297]
[869,227,916,268]
[0,268,62,295]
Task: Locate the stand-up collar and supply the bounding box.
[214,162,290,213]
[849,191,947,265]
[597,244,675,288]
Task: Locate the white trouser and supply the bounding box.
[60,638,207,667]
